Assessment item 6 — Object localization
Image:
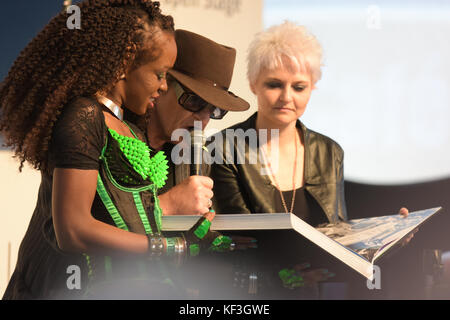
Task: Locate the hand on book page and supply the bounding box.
[398,207,420,247]
[399,207,409,218]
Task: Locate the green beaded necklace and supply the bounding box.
[98,95,168,188]
[108,128,168,188]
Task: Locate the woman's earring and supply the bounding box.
[120,74,126,80]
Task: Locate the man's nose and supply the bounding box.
[193,107,211,127]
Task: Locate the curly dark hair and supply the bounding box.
[0,0,174,171]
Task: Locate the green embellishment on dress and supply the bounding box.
[97,173,129,231]
[149,151,170,189]
[193,219,211,240]
[209,235,233,252]
[108,128,169,188]
[152,185,163,232]
[278,268,304,289]
[189,243,200,257]
[84,254,93,280]
[132,191,152,235]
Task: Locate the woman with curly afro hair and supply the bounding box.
[1,0,226,299]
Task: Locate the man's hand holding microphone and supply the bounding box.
[158,127,256,254]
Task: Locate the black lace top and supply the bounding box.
[3,97,152,299]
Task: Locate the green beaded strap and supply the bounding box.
[97,173,129,231]
[108,128,168,188]
[132,191,153,235]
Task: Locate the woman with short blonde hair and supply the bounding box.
[211,21,345,298]
[247,21,323,86]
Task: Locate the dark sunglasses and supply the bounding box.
[173,81,228,120]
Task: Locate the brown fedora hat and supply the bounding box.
[168,30,249,112]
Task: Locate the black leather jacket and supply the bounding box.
[210,113,347,223]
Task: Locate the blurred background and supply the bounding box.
[1,0,449,298]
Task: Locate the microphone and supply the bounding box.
[190,126,205,176]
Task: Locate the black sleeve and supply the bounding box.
[209,132,251,214]
[211,162,251,214]
[50,97,107,170]
[334,144,348,221]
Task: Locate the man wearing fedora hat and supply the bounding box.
[120,29,249,298]
[144,29,250,216]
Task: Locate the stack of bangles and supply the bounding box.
[147,234,188,266]
[146,217,236,265]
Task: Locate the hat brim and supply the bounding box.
[168,69,250,112]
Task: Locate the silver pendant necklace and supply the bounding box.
[260,130,299,214]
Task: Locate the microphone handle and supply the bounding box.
[191,143,203,176]
[190,130,204,176]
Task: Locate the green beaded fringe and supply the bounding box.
[108,128,169,188]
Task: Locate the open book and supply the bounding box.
[161,207,442,280]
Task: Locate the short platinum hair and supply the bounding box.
[247,21,323,85]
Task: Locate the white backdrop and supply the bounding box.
[265,0,450,185]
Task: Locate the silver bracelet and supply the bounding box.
[173,236,187,266]
[147,233,165,258]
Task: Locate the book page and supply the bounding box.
[316,208,439,261]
